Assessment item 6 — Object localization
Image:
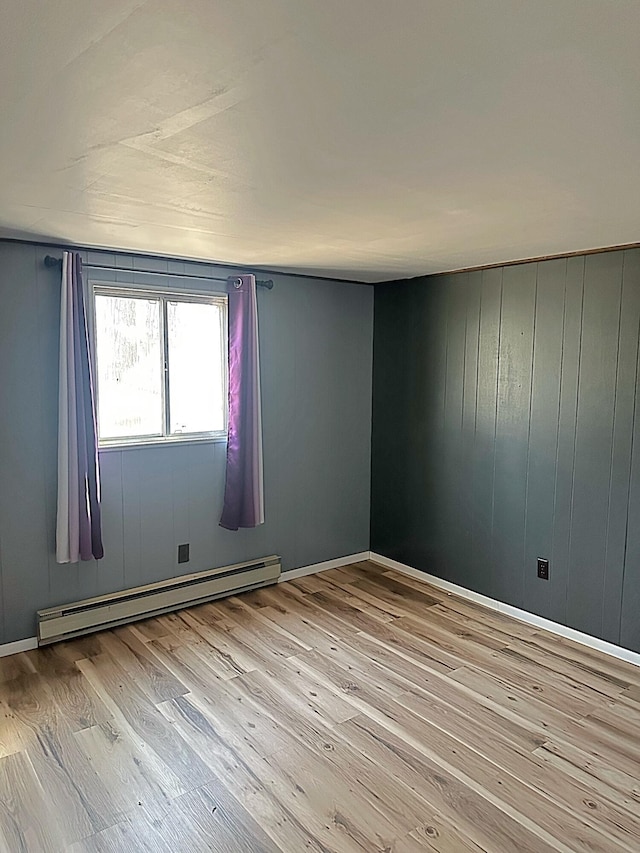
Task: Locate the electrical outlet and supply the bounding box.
[178,543,190,563]
[537,558,549,580]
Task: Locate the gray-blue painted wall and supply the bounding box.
[0,241,373,644]
[4,238,638,654]
[371,249,640,654]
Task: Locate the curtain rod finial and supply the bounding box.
[44,255,62,268]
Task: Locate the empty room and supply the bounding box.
[1,2,640,851]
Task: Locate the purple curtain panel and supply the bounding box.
[220,274,265,530]
[56,251,104,562]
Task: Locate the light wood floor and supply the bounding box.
[1,562,640,852]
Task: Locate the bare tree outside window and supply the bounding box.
[93,288,227,447]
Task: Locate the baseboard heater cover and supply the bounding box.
[37,555,281,645]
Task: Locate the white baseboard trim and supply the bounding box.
[0,637,38,658]
[280,552,370,583]
[8,550,635,669]
[369,552,640,669]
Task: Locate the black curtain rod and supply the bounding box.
[43,255,274,289]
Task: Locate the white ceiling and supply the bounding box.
[1,1,639,282]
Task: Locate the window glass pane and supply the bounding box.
[167,300,225,434]
[94,294,163,439]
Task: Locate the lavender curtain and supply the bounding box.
[220,274,265,530]
[56,251,104,563]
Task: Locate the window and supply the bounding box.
[92,286,227,447]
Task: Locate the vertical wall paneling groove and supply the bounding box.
[491,264,537,608]
[460,272,481,586]
[442,273,467,582]
[488,268,504,601]
[521,264,538,609]
[403,281,423,562]
[0,242,373,644]
[429,276,452,572]
[620,251,640,651]
[602,251,640,642]
[566,253,623,636]
[372,248,640,653]
[550,256,584,627]
[523,259,566,623]
[0,245,51,641]
[472,268,502,598]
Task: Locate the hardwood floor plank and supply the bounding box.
[380,570,537,639]
[197,598,311,659]
[262,740,412,852]
[333,561,389,582]
[448,652,605,720]
[426,601,532,646]
[341,576,440,620]
[147,641,296,758]
[72,778,282,853]
[0,751,67,852]
[152,614,251,680]
[76,654,214,792]
[218,594,316,650]
[351,574,443,610]
[309,634,422,698]
[309,588,402,634]
[287,574,329,594]
[296,654,624,852]
[127,617,173,643]
[0,699,35,759]
[147,780,281,852]
[350,618,460,673]
[404,604,510,651]
[236,658,360,728]
[391,615,505,670]
[23,645,113,733]
[534,739,640,811]
[53,634,106,662]
[97,627,190,705]
[329,636,548,754]
[230,671,343,752]
[173,609,265,676]
[0,562,637,852]
[530,631,640,687]
[156,695,339,853]
[220,672,447,850]
[264,583,372,641]
[378,659,547,755]
[497,642,628,701]
[73,720,182,823]
[556,715,640,779]
[68,815,171,853]
[319,569,399,621]
[392,822,488,853]
[447,666,598,738]
[396,690,640,848]
[0,652,35,684]
[1,673,122,841]
[245,600,341,649]
[336,714,561,853]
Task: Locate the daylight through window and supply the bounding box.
[93,287,227,446]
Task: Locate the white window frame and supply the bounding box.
[90,281,228,450]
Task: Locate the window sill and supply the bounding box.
[98,434,227,453]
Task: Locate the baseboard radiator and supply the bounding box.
[37,555,281,646]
